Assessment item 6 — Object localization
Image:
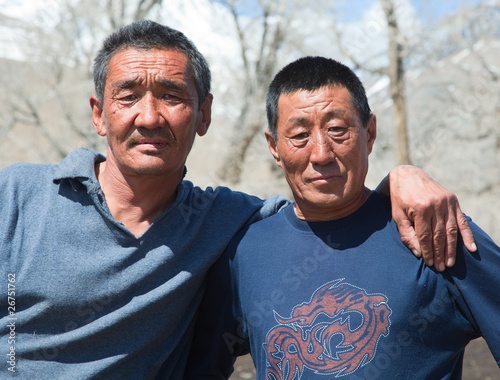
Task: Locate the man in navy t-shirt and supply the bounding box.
[186,57,500,379]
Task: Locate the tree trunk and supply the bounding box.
[381,0,411,165]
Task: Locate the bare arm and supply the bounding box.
[377,165,477,271]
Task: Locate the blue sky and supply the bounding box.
[337,0,485,23]
[3,0,486,23]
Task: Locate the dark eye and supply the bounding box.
[329,127,349,140]
[292,132,308,140]
[117,94,138,104]
[161,93,181,102]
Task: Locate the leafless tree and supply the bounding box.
[380,0,410,164]
[331,0,411,165]
[215,0,309,184]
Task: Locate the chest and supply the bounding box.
[234,235,472,379]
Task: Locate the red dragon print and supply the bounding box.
[264,279,391,379]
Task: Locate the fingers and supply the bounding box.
[396,216,422,259]
[443,213,458,268]
[393,207,437,266]
[412,211,436,268]
[387,165,473,271]
[431,216,447,272]
[407,201,475,272]
[441,197,477,268]
[414,206,454,272]
[455,206,477,253]
[401,204,448,272]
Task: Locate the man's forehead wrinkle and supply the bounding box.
[109,50,190,78]
[111,76,187,92]
[289,93,344,111]
[289,108,345,120]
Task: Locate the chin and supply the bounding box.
[133,167,169,176]
[126,162,173,177]
[129,156,174,174]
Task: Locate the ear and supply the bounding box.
[196,93,213,137]
[90,95,106,137]
[265,130,282,168]
[366,114,377,154]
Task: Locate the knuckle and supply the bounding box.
[418,231,433,241]
[433,230,447,240]
[400,236,412,246]
[447,193,459,204]
[457,216,469,227]
[446,225,458,236]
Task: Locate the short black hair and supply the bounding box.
[266,56,372,140]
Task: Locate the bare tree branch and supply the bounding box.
[217,0,303,183]
[330,8,387,76]
[134,0,163,21]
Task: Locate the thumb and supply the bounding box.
[395,215,422,259]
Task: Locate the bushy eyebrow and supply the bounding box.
[324,110,346,119]
[158,79,186,92]
[288,110,346,126]
[112,78,186,92]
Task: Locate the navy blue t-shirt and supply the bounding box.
[187,192,500,379]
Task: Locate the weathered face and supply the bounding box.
[266,85,376,221]
[90,48,212,178]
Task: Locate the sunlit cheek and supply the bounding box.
[170,109,198,128]
[282,164,308,195]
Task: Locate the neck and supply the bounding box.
[95,159,182,237]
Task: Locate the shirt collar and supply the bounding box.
[53,148,105,183]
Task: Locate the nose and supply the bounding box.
[135,93,165,129]
[310,133,334,165]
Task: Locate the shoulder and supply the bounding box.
[225,203,293,254]
[0,149,102,183]
[0,149,103,199]
[441,216,500,340]
[186,182,286,205]
[0,161,58,189]
[180,181,289,220]
[449,216,500,276]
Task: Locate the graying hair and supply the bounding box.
[93,20,211,107]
